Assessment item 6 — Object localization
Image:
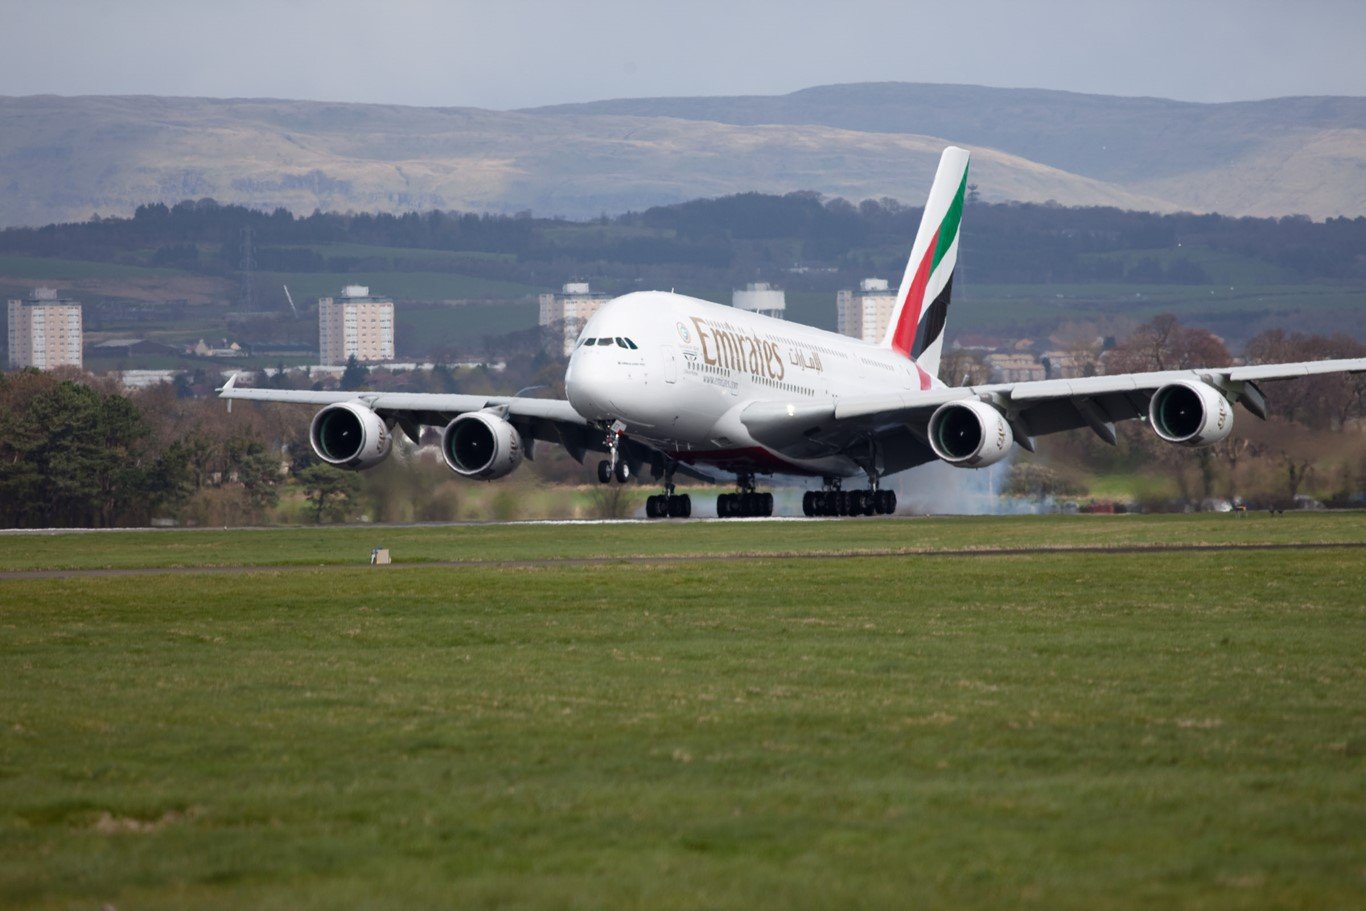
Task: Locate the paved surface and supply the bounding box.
[2,541,1362,580]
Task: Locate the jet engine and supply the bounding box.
[441,412,525,480]
[927,400,1015,467]
[309,402,392,469]
[1148,381,1234,447]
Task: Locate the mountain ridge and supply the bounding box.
[0,84,1361,228]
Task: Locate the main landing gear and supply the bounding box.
[802,477,897,517]
[716,472,773,518]
[645,458,691,519]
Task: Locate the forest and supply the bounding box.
[2,192,1364,290]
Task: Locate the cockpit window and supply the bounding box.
[625,338,638,350]
[582,337,596,346]
[614,337,628,348]
[597,337,613,346]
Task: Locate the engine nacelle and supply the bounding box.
[1149,381,1234,447]
[928,400,1015,467]
[441,412,524,480]
[309,402,392,469]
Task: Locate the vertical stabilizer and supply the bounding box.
[881,146,970,386]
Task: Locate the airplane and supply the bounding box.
[219,146,1366,519]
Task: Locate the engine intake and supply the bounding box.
[1149,382,1234,446]
[928,400,1014,467]
[309,402,392,469]
[441,412,524,480]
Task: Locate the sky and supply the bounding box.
[3,0,1364,109]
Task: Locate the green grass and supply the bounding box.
[0,519,1362,909]
[255,271,546,302]
[396,301,540,353]
[290,243,515,264]
[953,282,1366,339]
[3,512,1364,573]
[0,254,194,282]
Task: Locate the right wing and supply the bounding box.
[740,357,1366,468]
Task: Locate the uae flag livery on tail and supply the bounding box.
[882,146,970,389]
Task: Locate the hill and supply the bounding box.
[527,83,1366,219]
[0,92,1225,228]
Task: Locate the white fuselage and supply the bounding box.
[565,291,941,478]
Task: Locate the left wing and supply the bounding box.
[218,374,604,462]
[741,358,1366,466]
[216,375,715,479]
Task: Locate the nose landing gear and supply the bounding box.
[596,421,632,484]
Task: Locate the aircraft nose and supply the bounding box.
[566,350,617,420]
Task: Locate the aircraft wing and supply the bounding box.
[215,375,714,479]
[218,374,601,458]
[740,357,1366,464]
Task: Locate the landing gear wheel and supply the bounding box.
[614,460,631,483]
[646,495,661,519]
[597,460,612,484]
[848,490,864,515]
[762,492,774,517]
[877,490,896,515]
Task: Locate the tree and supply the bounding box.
[1104,314,1230,374]
[340,355,370,391]
[297,463,361,523]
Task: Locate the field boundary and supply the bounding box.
[3,540,1363,579]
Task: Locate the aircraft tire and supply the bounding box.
[645,495,659,519]
[717,494,730,518]
[680,494,692,517]
[802,492,813,516]
[849,490,864,515]
[879,490,896,515]
[614,460,631,483]
[597,460,612,484]
[762,492,774,516]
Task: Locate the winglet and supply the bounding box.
[217,372,239,395]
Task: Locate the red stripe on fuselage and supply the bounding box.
[891,228,939,357]
[665,446,822,477]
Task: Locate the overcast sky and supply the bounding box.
[4,0,1363,109]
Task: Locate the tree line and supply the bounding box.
[2,192,1363,290]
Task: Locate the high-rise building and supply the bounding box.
[7,287,83,370]
[539,282,611,356]
[731,282,786,319]
[318,285,394,365]
[835,278,896,344]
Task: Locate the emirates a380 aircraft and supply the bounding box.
[219,147,1366,519]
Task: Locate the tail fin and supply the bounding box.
[881,146,970,386]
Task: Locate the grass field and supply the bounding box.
[2,515,1363,910]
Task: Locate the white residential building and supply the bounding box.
[539,282,611,356]
[318,285,394,365]
[835,278,896,344]
[732,282,786,319]
[7,287,83,370]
